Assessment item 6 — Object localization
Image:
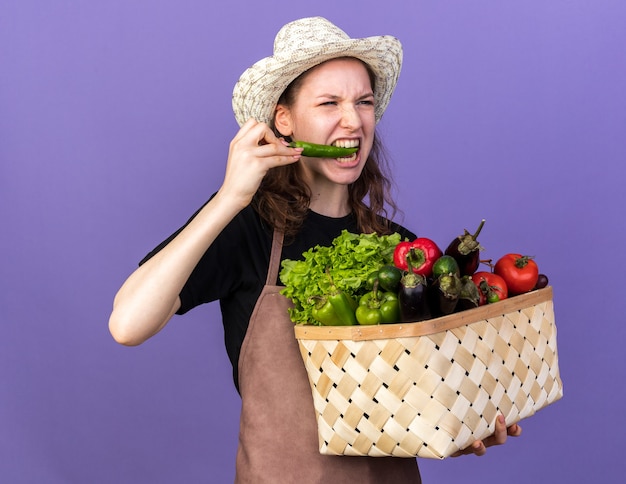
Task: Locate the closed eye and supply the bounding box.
[357,93,375,106]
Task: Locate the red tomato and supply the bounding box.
[471,271,508,305]
[494,254,539,295]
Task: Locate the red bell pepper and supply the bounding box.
[393,238,442,277]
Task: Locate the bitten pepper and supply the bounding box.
[393,238,442,277]
[355,281,400,325]
[288,140,358,158]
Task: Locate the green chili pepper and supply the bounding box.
[289,140,358,158]
[355,281,400,325]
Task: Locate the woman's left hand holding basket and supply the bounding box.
[452,415,523,457]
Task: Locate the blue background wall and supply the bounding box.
[2,1,624,482]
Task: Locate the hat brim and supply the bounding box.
[232,35,402,127]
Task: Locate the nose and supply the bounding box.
[340,104,362,131]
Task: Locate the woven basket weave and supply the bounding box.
[294,287,562,459]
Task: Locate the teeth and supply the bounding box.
[333,139,359,149]
[337,152,358,162]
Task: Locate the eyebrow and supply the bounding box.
[316,92,375,101]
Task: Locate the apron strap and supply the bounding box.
[266,229,284,285]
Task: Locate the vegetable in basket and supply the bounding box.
[430,273,462,316]
[393,237,442,277]
[309,295,346,326]
[456,275,481,311]
[372,265,403,293]
[431,255,460,278]
[428,255,462,316]
[398,248,431,322]
[323,269,358,326]
[534,273,549,290]
[471,271,508,305]
[355,281,400,325]
[444,219,485,276]
[279,230,404,325]
[494,253,539,295]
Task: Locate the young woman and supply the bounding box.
[109,17,521,483]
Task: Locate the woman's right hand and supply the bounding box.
[219,118,302,210]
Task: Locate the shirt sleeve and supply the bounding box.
[138,198,249,315]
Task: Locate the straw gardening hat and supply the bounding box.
[232,17,403,127]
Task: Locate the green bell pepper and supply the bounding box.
[309,296,343,326]
[310,268,357,326]
[355,282,400,325]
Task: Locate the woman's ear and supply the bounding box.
[274,104,292,137]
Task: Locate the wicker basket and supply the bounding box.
[294,286,562,459]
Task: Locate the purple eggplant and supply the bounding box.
[431,273,461,316]
[444,219,485,276]
[399,275,430,322]
[398,249,431,322]
[455,275,481,311]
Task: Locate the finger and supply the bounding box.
[451,416,522,458]
[232,118,260,142]
[455,415,506,457]
[507,423,522,437]
[254,140,300,157]
[242,122,294,154]
[235,142,301,171]
[231,137,301,172]
[491,414,509,445]
[472,441,487,456]
[265,150,303,167]
[451,440,485,458]
[482,415,517,448]
[244,119,280,145]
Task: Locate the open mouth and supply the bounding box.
[333,139,359,161]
